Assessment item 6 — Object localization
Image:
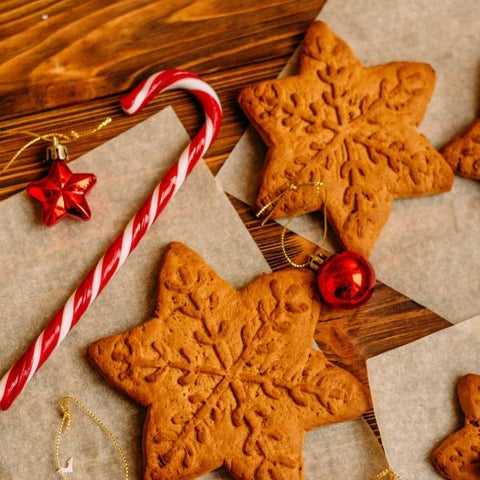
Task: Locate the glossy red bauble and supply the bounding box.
[316,250,375,309]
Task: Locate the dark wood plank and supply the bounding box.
[0,0,326,199]
[0,0,325,118]
[315,284,451,384]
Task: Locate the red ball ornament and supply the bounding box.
[316,250,375,309]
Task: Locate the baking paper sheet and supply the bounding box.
[217,0,480,324]
[366,314,480,479]
[0,107,385,479]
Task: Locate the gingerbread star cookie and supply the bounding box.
[431,374,480,479]
[88,242,371,480]
[239,21,454,258]
[442,119,480,179]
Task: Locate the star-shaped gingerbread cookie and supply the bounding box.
[88,242,371,480]
[431,374,480,479]
[442,119,480,179]
[239,21,454,257]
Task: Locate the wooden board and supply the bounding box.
[0,0,326,196]
[0,0,324,117]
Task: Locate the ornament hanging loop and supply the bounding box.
[0,117,112,174]
[371,468,402,480]
[256,181,328,269]
[54,395,129,480]
[257,181,326,229]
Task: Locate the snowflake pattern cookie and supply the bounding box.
[88,242,371,480]
[239,21,454,257]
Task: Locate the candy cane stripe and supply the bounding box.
[0,375,6,400]
[119,219,134,267]
[26,332,44,383]
[147,187,160,229]
[90,259,104,300]
[174,150,190,195]
[121,74,158,114]
[0,70,222,410]
[59,296,75,343]
[204,117,214,151]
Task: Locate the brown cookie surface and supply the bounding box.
[88,242,371,480]
[431,374,480,479]
[239,21,454,258]
[442,119,480,179]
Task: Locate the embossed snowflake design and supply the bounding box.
[89,243,370,480]
[239,21,454,257]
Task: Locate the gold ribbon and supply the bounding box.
[0,117,111,174]
[371,468,402,480]
[256,181,328,268]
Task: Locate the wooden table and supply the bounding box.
[0,0,450,439]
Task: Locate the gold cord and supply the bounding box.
[371,468,402,480]
[256,181,328,268]
[0,117,112,173]
[54,395,129,480]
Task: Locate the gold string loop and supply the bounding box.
[0,117,112,174]
[256,181,328,268]
[371,468,402,480]
[54,395,129,480]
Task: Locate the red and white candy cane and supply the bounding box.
[0,69,222,410]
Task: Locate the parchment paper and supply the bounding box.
[0,108,385,479]
[366,315,480,479]
[217,0,480,324]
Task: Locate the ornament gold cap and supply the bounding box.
[46,136,68,163]
[308,252,329,271]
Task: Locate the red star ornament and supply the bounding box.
[27,160,96,226]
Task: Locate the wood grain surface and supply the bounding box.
[0,0,452,446]
[0,0,323,117]
[0,0,325,197]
